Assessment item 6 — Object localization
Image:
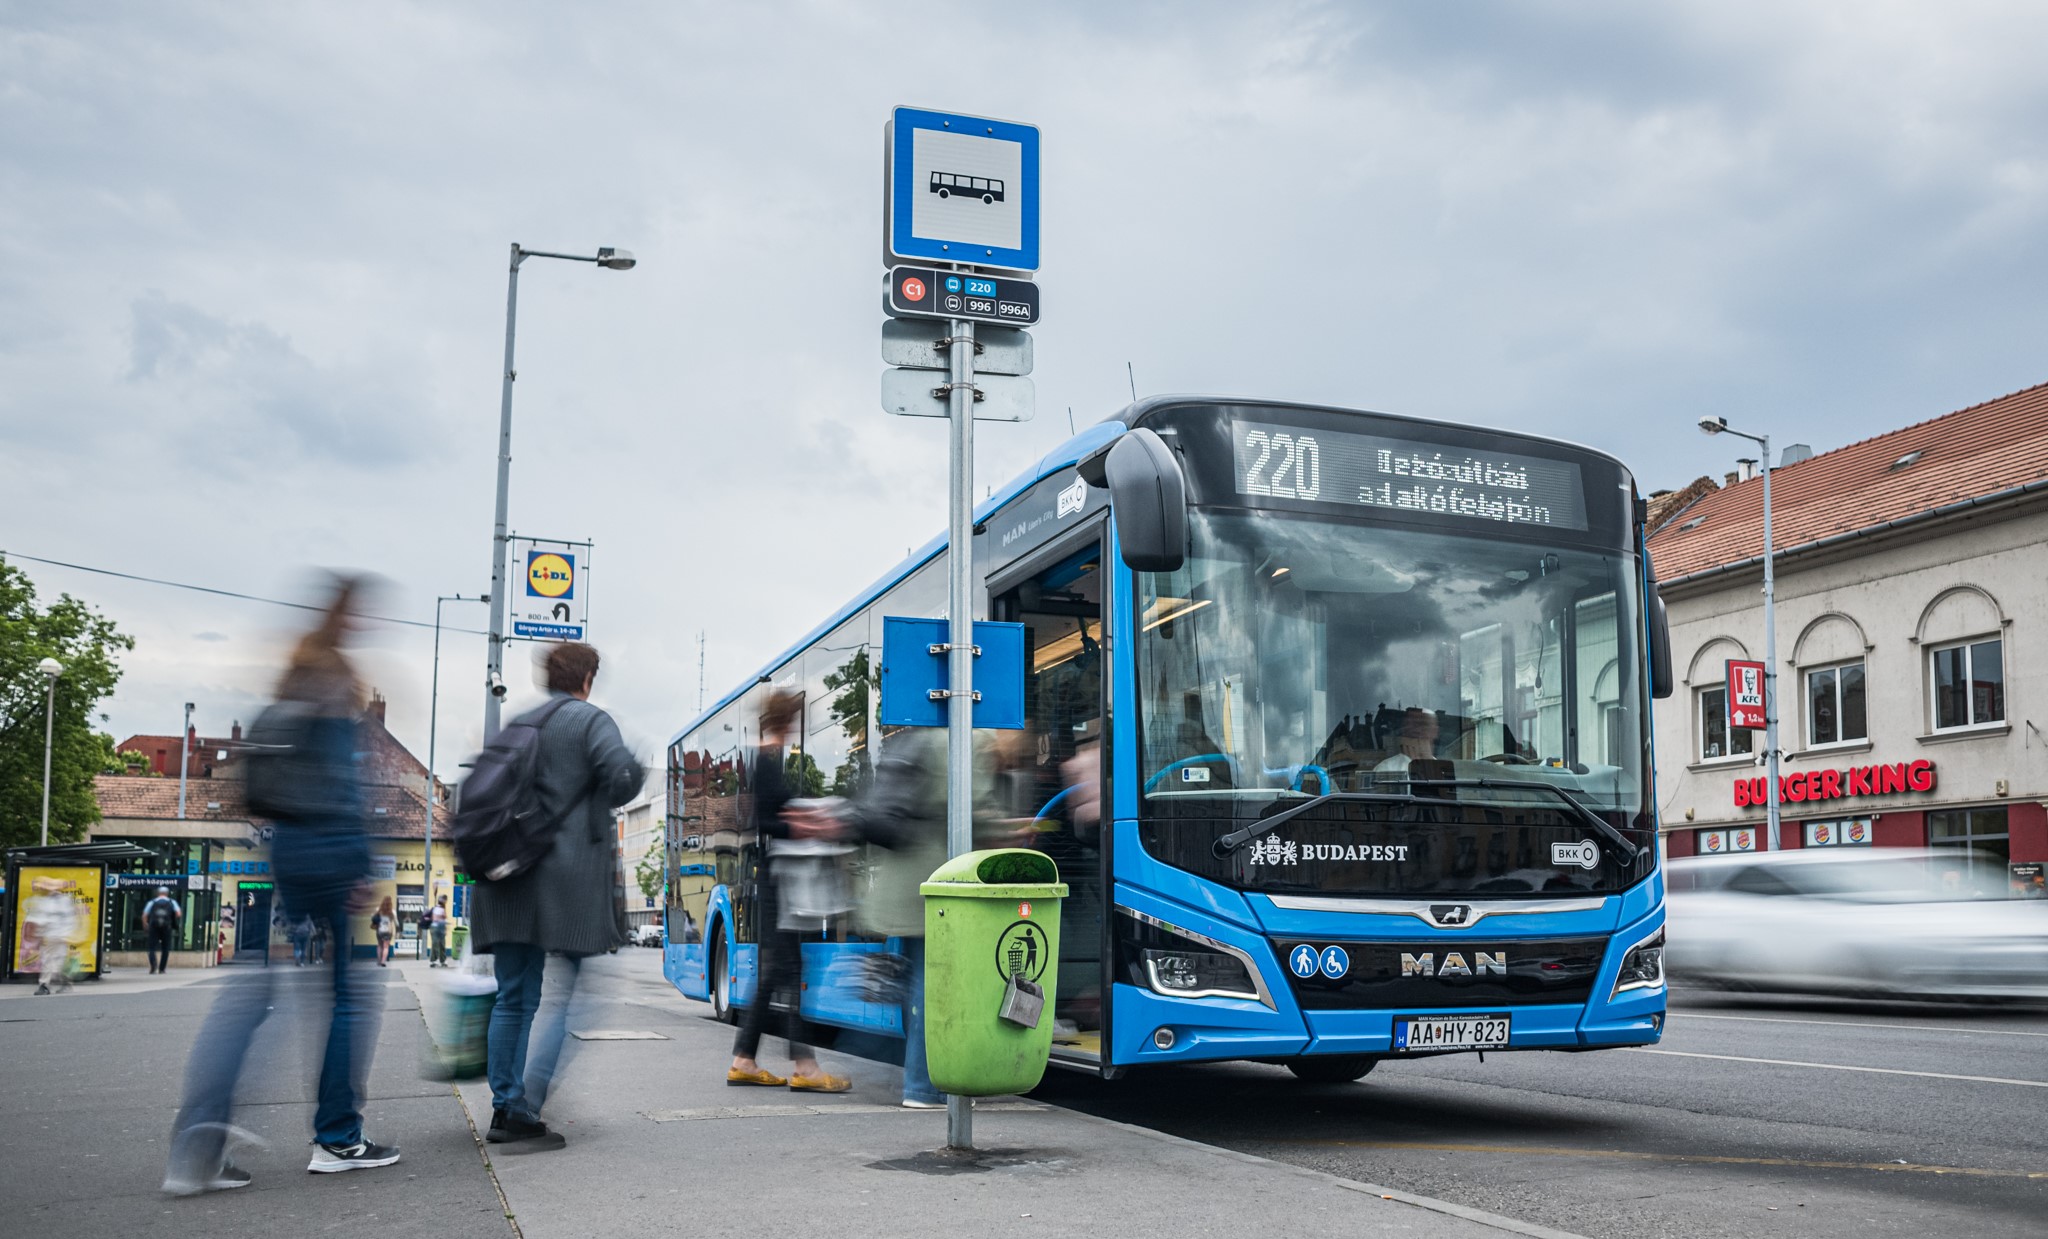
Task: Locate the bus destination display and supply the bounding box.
[1231,421,1588,530]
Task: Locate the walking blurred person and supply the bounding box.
[142,886,183,974]
[428,895,451,965]
[162,576,399,1195]
[726,689,851,1093]
[470,642,644,1151]
[791,727,948,1108]
[371,896,396,966]
[24,877,81,995]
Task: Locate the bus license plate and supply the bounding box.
[1394,1014,1511,1052]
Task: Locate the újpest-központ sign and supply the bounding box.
[1733,759,1936,808]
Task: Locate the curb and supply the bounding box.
[1056,1106,1591,1239]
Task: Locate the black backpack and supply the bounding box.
[243,700,354,822]
[450,697,576,883]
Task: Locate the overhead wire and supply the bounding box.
[0,549,490,635]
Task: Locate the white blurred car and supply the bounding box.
[1666,848,2048,1001]
[632,923,665,948]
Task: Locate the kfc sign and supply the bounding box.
[1734,760,1936,808]
[1725,659,1768,730]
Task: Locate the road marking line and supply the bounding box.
[1628,1047,2048,1088]
[1265,1140,2048,1180]
[1673,1011,2048,1039]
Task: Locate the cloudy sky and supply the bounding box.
[3,1,2043,778]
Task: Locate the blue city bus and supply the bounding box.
[662,397,1674,1081]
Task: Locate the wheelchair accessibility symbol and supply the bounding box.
[1319,946,1349,979]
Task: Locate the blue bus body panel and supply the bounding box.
[800,940,906,1035]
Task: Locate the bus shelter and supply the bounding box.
[2,841,156,984]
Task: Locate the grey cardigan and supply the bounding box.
[470,694,646,957]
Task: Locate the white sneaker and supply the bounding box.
[900,1098,946,1109]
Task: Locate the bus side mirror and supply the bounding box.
[1079,428,1187,573]
[1649,588,1674,700]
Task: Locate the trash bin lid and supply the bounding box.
[920,848,1069,900]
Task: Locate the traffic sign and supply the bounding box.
[886,107,1040,272]
[886,265,1039,326]
[882,319,1033,375]
[882,368,1035,422]
[510,537,590,642]
[876,616,1026,729]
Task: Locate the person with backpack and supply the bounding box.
[465,642,644,1151]
[371,896,396,966]
[162,577,400,1195]
[142,887,182,974]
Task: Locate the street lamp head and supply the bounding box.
[595,247,636,271]
[1698,416,1727,435]
[37,657,62,679]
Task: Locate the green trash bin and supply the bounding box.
[920,849,1069,1097]
[450,925,469,957]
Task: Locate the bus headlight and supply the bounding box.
[1611,928,1665,997]
[1117,907,1271,1006]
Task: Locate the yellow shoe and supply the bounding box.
[727,1067,788,1087]
[788,1073,852,1094]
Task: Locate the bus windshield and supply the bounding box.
[1135,509,1655,896]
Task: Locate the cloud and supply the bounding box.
[0,0,2042,765]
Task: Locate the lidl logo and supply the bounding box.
[527,552,575,599]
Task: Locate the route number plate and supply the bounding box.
[1393,1014,1511,1052]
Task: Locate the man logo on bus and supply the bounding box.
[527,552,574,599]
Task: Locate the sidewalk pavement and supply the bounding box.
[0,950,1580,1239]
[423,951,1581,1239]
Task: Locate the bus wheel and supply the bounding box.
[710,932,734,1024]
[981,193,994,204]
[937,188,950,199]
[1287,1055,1377,1084]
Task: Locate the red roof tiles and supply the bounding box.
[1647,382,2048,581]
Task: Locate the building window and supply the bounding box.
[1928,807,2009,881]
[1698,686,1755,762]
[1930,637,2003,730]
[1805,661,1867,747]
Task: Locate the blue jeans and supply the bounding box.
[488,945,582,1120]
[901,937,941,1105]
[168,870,379,1170]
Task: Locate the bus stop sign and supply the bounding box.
[878,617,1026,729]
[886,107,1040,272]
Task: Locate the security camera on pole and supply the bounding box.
[881,106,1040,1151]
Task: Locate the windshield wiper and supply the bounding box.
[1211,780,1646,863]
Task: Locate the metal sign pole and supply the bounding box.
[944,314,977,1151]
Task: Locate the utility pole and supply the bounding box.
[697,630,707,713]
[943,315,977,1151]
[177,701,194,821]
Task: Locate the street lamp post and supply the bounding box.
[38,658,62,847]
[426,594,483,956]
[1699,416,1781,852]
[483,243,636,743]
[177,701,194,821]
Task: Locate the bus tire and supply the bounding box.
[981,193,994,204]
[937,188,950,199]
[1287,1055,1377,1084]
[710,931,734,1024]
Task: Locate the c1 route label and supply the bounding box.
[887,265,1040,326]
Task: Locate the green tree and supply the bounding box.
[0,559,134,847]
[634,836,664,905]
[823,647,876,796]
[93,734,149,776]
[784,747,826,798]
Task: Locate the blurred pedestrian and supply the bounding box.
[470,642,645,1151]
[162,576,399,1195]
[371,896,396,966]
[142,886,182,974]
[24,877,81,995]
[726,689,851,1093]
[428,895,451,966]
[290,911,312,966]
[791,726,948,1108]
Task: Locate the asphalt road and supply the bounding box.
[1033,989,2048,1239]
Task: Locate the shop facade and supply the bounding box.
[1648,382,2048,895]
